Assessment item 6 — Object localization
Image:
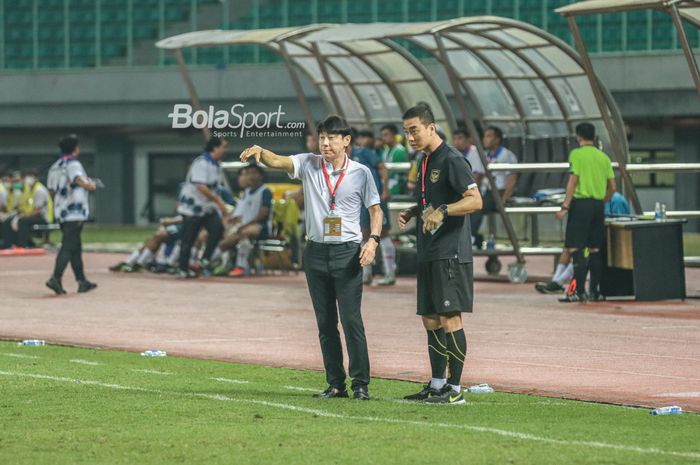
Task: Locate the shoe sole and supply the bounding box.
[45,282,66,295]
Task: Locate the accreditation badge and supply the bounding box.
[323,213,342,243]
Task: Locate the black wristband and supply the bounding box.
[370,234,381,244]
[438,204,448,217]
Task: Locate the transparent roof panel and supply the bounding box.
[327,56,381,82]
[341,40,391,54]
[478,49,536,77]
[519,49,560,76]
[537,46,584,75]
[510,80,550,117]
[446,31,500,48]
[369,52,424,81]
[483,29,526,48]
[446,50,494,78]
[354,84,400,119]
[501,28,550,47]
[467,80,519,118]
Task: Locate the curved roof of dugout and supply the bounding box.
[156,16,621,144]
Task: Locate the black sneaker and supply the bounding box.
[535,281,565,294]
[559,293,586,303]
[423,385,465,405]
[352,386,370,401]
[45,276,66,295]
[77,280,98,293]
[312,386,349,399]
[403,383,440,401]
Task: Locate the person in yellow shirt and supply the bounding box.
[16,171,53,247]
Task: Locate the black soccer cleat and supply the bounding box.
[353,386,370,401]
[45,277,66,295]
[535,281,565,294]
[403,383,440,401]
[312,386,349,399]
[77,280,98,293]
[423,385,466,405]
[559,293,587,303]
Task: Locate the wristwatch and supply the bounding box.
[370,234,381,244]
[438,204,448,217]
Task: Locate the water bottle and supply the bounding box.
[650,406,682,415]
[486,234,495,250]
[140,350,167,357]
[661,203,667,220]
[19,339,45,346]
[467,383,494,393]
[654,202,662,221]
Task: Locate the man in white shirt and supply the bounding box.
[46,134,98,295]
[470,126,518,248]
[240,115,382,401]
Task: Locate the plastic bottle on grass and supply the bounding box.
[140,350,167,357]
[650,406,682,415]
[19,339,45,346]
[467,383,494,393]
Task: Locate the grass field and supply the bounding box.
[1,341,699,465]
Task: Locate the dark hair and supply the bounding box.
[58,134,79,154]
[452,128,470,139]
[402,103,435,126]
[205,136,227,152]
[380,124,399,135]
[485,126,503,141]
[245,164,265,178]
[359,129,374,139]
[317,115,351,137]
[575,122,596,141]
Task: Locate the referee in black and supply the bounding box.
[240,115,383,401]
[398,104,482,404]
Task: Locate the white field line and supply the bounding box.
[1,370,698,461]
[1,353,39,359]
[281,385,317,392]
[164,337,289,343]
[210,377,249,384]
[70,359,102,366]
[131,369,173,376]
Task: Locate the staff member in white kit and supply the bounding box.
[240,115,382,401]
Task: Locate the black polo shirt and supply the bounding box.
[415,141,477,263]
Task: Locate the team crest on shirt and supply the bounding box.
[430,169,440,183]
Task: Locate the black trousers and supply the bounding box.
[17,214,47,247]
[0,217,15,248]
[469,189,503,236]
[178,212,223,270]
[303,241,370,389]
[52,221,86,282]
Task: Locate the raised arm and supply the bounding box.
[240,145,294,175]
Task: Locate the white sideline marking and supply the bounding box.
[1,353,39,359]
[1,370,699,460]
[132,369,173,376]
[210,377,249,384]
[282,385,317,392]
[70,359,102,366]
[164,337,289,343]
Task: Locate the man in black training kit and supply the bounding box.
[46,134,98,294]
[555,122,616,302]
[240,115,382,401]
[398,104,482,404]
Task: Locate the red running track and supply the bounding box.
[1,253,699,411]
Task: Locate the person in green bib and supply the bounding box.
[556,123,617,302]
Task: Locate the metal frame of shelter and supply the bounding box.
[156,16,636,282]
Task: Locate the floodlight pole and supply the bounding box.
[669,3,700,96]
[566,15,642,214]
[434,32,526,267]
[174,48,210,141]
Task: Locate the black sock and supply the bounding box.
[572,250,589,296]
[588,252,602,295]
[427,328,447,379]
[445,329,467,387]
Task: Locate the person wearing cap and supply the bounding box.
[240,114,382,401]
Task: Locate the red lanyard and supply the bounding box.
[321,155,349,211]
[420,153,431,207]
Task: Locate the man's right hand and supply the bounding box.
[240,145,263,164]
[398,209,413,230]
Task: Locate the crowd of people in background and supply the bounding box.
[0,170,53,249]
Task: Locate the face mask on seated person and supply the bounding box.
[24,176,36,188]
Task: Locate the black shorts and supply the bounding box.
[565,198,605,250]
[417,259,473,315]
